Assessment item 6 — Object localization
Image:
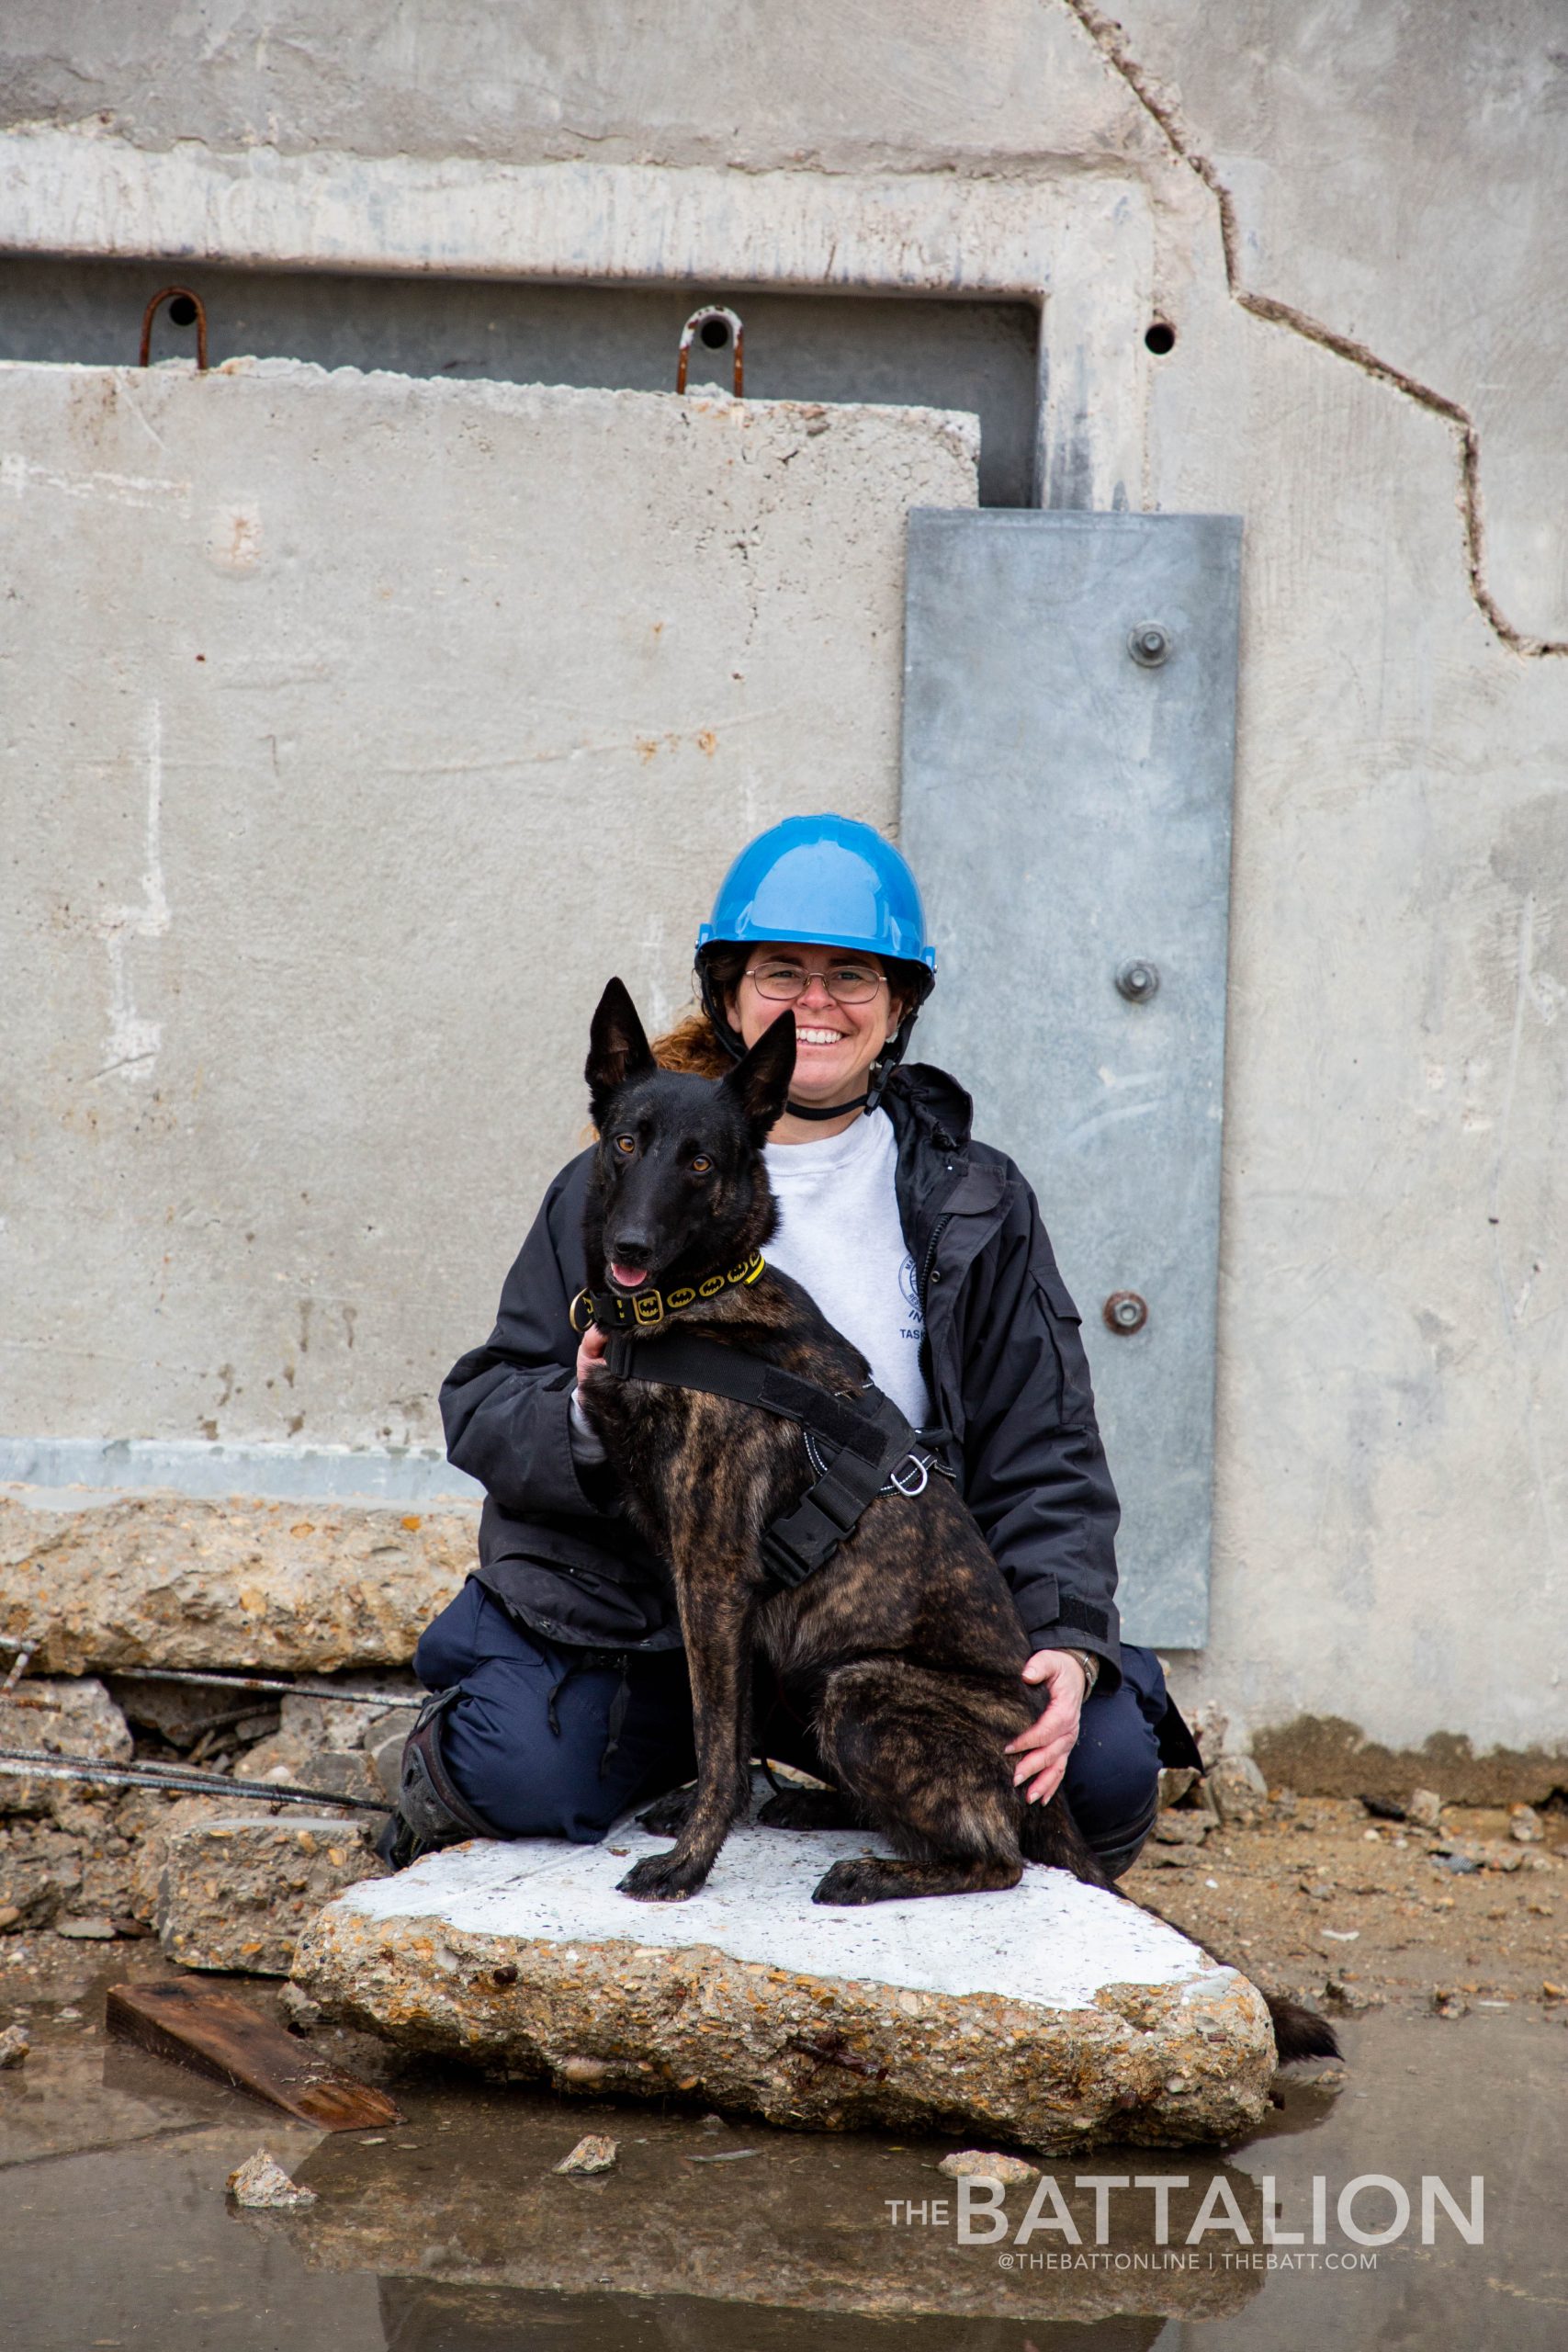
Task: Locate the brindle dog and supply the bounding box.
[579,978,1336,2061]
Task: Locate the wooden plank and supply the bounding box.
[106,1979,402,2132]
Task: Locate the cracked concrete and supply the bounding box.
[1057,0,1567,656]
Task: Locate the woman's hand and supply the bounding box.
[574,1321,609,1393]
[1005,1650,1088,1804]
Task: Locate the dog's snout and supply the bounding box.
[611,1233,652,1262]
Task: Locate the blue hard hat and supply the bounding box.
[696,814,936,972]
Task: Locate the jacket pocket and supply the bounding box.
[1036,1268,1083,1327]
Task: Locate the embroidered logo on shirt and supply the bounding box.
[899,1251,925,1340]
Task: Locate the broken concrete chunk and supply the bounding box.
[277,1982,323,2033]
[281,1680,419,1754]
[359,1705,420,1755]
[0,2023,29,2067]
[296,1749,384,1804]
[0,1860,63,1930]
[938,2149,1040,2184]
[124,1792,243,1922]
[0,1493,473,1676]
[554,2133,618,2175]
[1153,1812,1213,1846]
[227,2150,319,2210]
[1407,1789,1444,1831]
[0,1677,133,1815]
[363,1713,419,1804]
[157,1815,389,1975]
[1157,1766,1201,1809]
[294,1816,1275,2151]
[1510,1805,1546,1844]
[107,1674,280,1751]
[1205,1755,1268,1827]
[54,1914,117,1940]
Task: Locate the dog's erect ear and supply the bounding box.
[587,978,657,1123]
[723,1011,797,1136]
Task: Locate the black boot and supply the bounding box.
[375,1687,499,1870]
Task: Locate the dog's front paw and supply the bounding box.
[636,1785,696,1838]
[617,1848,710,1903]
[810,1856,897,1906]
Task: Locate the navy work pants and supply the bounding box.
[414,1577,1167,1876]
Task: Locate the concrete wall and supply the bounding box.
[1,4,1564,1778]
[1,362,976,1448]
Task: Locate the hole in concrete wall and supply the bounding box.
[165,293,199,328]
[1145,321,1176,356]
[0,257,1041,508]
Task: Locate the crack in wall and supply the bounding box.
[1058,0,1568,659]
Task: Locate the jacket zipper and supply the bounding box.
[918,1212,953,1314]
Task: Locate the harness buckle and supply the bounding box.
[760,1528,817,1589]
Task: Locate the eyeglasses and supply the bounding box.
[745,959,886,1006]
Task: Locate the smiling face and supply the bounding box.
[728,941,900,1111]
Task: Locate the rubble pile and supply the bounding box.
[0,1668,414,1973]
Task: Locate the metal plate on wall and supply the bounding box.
[900,511,1242,1648]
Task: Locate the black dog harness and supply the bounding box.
[600,1322,952,1591]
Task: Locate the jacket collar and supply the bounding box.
[881,1060,975,1156]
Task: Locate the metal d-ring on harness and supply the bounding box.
[800,1424,942,1499]
[602,1326,954,1591]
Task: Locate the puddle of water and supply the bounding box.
[1,2003,1563,2349]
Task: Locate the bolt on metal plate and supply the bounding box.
[1128,624,1169,667]
[1116,960,1160,1003]
[1103,1292,1149,1335]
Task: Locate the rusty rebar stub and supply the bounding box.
[676,306,744,397]
[140,286,209,370]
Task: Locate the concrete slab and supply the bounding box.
[294,1808,1276,2150]
[0,1491,473,1674]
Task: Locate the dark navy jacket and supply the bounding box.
[439,1061,1125,1688]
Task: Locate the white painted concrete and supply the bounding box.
[341,1817,1228,2010]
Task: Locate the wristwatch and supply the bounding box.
[1065,1648,1100,1699]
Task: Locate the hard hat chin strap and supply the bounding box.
[695,956,921,1120]
[783,1090,872,1122]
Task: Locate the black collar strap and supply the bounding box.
[784,1091,870,1121]
[570,1249,763,1335]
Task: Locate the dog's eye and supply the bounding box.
[614,1134,636,1156]
[690,1155,712,1175]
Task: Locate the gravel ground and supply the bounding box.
[1124,1792,1568,2020]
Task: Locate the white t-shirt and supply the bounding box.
[763,1109,933,1430]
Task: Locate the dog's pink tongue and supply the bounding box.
[611,1262,649,1289]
